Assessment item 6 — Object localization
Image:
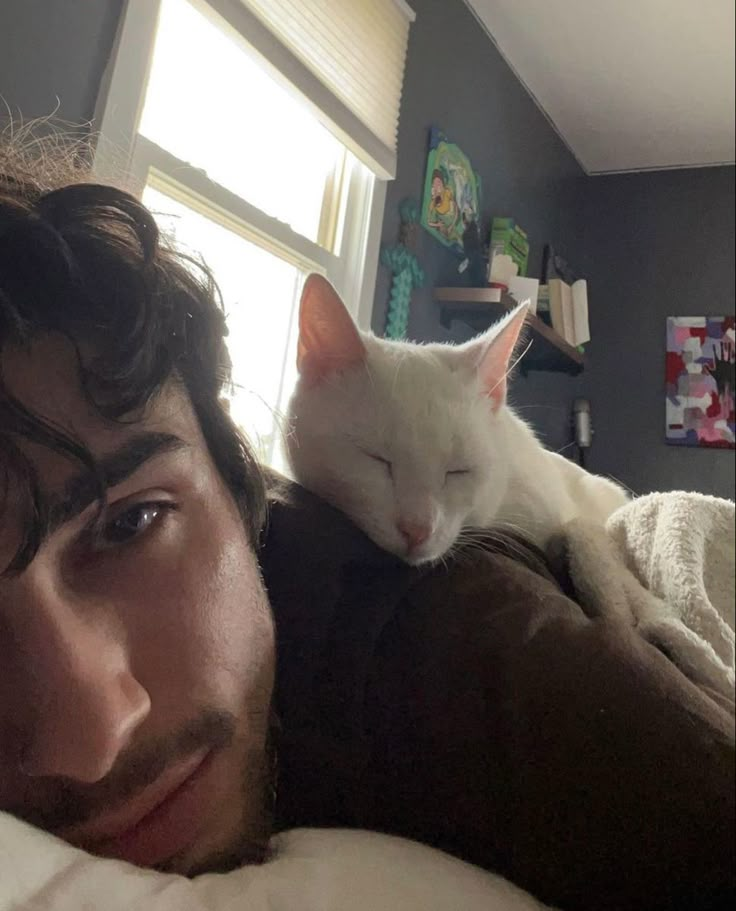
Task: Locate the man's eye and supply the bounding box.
[100,502,172,547]
[446,469,471,478]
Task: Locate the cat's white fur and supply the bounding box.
[286,275,629,565]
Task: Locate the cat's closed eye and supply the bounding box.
[365,451,393,477]
[444,468,472,486]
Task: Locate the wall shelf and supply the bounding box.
[435,287,585,376]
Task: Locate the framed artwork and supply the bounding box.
[666,316,735,448]
[420,127,480,252]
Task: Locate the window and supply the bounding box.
[143,181,304,466]
[140,0,348,248]
[94,0,413,468]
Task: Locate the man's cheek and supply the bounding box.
[157,543,273,697]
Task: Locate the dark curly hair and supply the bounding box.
[0,129,266,574]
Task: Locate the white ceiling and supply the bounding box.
[465,0,736,173]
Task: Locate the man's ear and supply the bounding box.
[460,303,529,411]
[297,274,366,385]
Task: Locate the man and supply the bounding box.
[0,146,733,910]
[0,152,276,875]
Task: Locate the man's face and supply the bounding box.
[0,335,276,874]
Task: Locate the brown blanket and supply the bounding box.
[261,475,735,911]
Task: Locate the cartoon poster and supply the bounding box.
[666,316,735,448]
[420,127,481,251]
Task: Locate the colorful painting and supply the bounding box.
[666,316,735,448]
[420,127,480,252]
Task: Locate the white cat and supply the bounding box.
[285,274,629,565]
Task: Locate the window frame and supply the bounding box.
[93,0,388,330]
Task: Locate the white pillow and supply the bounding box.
[0,812,553,910]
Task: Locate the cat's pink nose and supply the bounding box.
[397,520,431,551]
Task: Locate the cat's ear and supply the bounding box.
[297,274,366,385]
[465,303,528,410]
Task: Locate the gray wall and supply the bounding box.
[0,0,122,126]
[374,0,735,492]
[373,0,589,453]
[578,166,735,498]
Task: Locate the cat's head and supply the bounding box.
[286,275,527,565]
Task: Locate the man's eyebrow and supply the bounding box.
[46,432,188,534]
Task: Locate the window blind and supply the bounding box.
[239,0,414,178]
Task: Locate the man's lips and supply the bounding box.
[57,747,213,866]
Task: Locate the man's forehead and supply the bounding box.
[3,335,101,431]
[1,334,199,490]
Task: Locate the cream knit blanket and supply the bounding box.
[563,492,735,698]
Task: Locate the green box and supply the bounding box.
[490,217,529,276]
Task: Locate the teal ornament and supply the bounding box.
[381,197,424,339]
[399,197,420,224]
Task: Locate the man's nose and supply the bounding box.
[16,581,151,783]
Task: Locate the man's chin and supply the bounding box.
[168,835,273,877]
[158,738,276,877]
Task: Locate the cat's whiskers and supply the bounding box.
[437,550,451,573]
[390,353,404,399]
[494,510,547,534]
[364,357,377,392]
[486,338,533,400]
[452,524,537,564]
[221,379,292,463]
[600,472,636,497]
[488,518,533,537]
[443,511,543,569]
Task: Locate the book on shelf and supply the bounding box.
[508,276,539,314]
[547,278,590,346]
